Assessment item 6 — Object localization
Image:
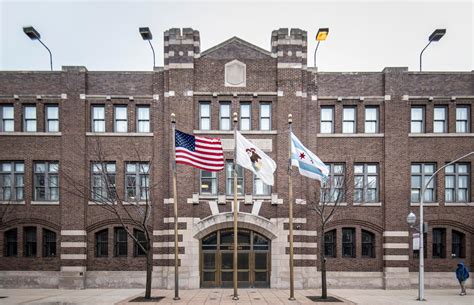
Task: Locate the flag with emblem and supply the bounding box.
[175,130,224,171]
[290,132,329,181]
[236,131,276,185]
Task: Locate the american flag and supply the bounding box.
[175,130,225,171]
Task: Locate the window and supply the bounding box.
[452,230,465,258]
[136,106,150,133]
[114,105,128,132]
[240,103,251,130]
[432,228,446,258]
[410,163,436,203]
[259,103,271,130]
[43,229,56,257]
[226,161,244,195]
[23,105,36,132]
[0,161,24,201]
[320,107,334,133]
[114,227,128,256]
[200,170,217,195]
[365,107,379,133]
[324,230,336,258]
[361,230,375,258]
[24,227,37,257]
[342,228,355,258]
[91,162,116,202]
[125,162,150,201]
[456,106,470,133]
[91,105,105,132]
[4,229,17,257]
[445,163,470,203]
[199,102,211,130]
[433,106,447,133]
[45,104,59,132]
[0,105,14,132]
[253,174,271,196]
[342,107,356,133]
[410,107,424,133]
[134,229,147,257]
[354,164,378,203]
[34,162,59,201]
[320,163,345,202]
[95,229,108,257]
[219,103,231,130]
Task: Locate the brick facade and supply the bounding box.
[0,28,473,289]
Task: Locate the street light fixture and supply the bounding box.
[419,29,446,71]
[314,28,329,68]
[408,151,473,301]
[23,26,53,71]
[139,27,156,68]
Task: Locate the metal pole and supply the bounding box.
[288,114,295,301]
[417,151,473,301]
[232,112,239,300]
[314,41,320,68]
[419,40,432,72]
[37,38,53,71]
[171,113,180,300]
[148,40,156,68]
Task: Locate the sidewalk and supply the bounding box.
[0,288,472,305]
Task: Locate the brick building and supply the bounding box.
[0,28,473,290]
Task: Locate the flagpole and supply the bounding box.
[288,114,295,301]
[171,113,180,300]
[232,112,239,300]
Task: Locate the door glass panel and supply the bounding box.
[203,272,215,282]
[238,271,249,281]
[255,252,267,269]
[221,252,233,270]
[221,272,233,282]
[203,252,215,269]
[255,272,267,282]
[238,252,249,269]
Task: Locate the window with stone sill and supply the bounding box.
[91,105,105,132]
[136,106,150,133]
[320,106,334,134]
[445,163,470,203]
[91,162,116,202]
[410,163,436,203]
[23,105,37,132]
[200,170,217,195]
[199,102,211,131]
[114,105,128,133]
[456,106,470,133]
[240,103,251,131]
[410,106,425,133]
[34,161,59,201]
[342,107,356,134]
[433,106,448,133]
[0,105,14,132]
[225,160,244,195]
[45,104,59,132]
[0,161,24,201]
[365,107,379,133]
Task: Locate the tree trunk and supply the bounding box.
[145,248,153,299]
[320,226,327,299]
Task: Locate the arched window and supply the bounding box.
[133,229,147,257]
[324,230,336,258]
[4,228,17,257]
[361,230,375,258]
[432,228,446,258]
[342,228,355,258]
[43,229,56,257]
[24,226,37,257]
[95,229,108,257]
[452,230,465,258]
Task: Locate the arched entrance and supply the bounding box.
[200,228,271,288]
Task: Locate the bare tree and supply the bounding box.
[307,169,347,300]
[61,138,157,299]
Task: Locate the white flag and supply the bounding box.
[236,131,276,186]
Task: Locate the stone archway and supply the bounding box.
[193,212,277,241]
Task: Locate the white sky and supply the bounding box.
[0,0,473,72]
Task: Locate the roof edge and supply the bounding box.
[200,36,272,57]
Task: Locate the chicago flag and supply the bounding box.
[290,132,329,181]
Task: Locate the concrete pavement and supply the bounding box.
[0,288,472,305]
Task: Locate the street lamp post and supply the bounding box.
[23,26,53,71]
[419,29,446,72]
[407,151,473,301]
[139,27,156,68]
[314,28,329,68]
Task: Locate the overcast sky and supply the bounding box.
[0,0,473,72]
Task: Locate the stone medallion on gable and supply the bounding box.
[225,60,246,87]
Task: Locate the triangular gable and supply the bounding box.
[200,36,272,59]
